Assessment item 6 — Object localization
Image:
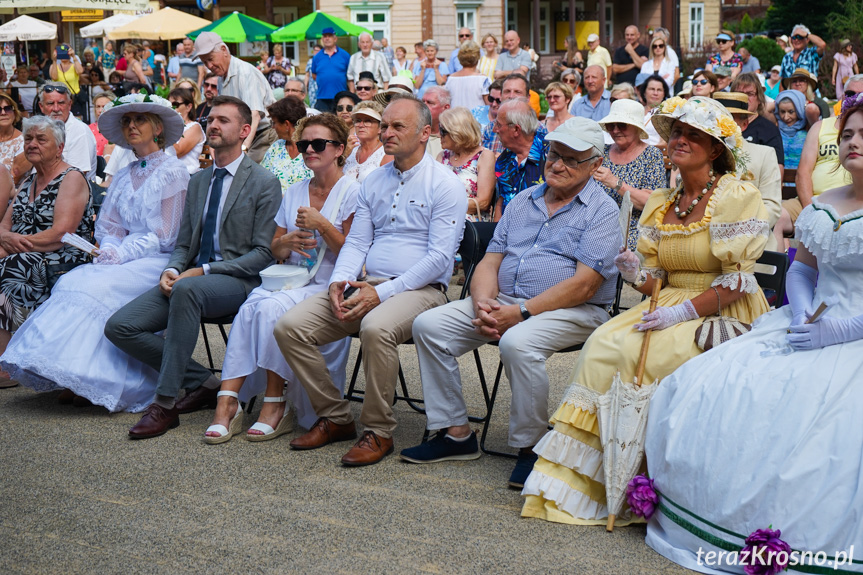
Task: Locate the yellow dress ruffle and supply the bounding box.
[522,174,771,525]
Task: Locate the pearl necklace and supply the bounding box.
[674,171,716,219]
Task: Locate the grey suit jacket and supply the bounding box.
[166,154,281,287]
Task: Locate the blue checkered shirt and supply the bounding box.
[781,47,822,78]
[488,178,622,305]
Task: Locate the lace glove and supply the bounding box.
[637,300,698,331]
[786,260,817,327]
[786,313,863,351]
[94,246,121,265]
[614,249,641,284]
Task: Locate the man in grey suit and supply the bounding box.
[105,95,281,439]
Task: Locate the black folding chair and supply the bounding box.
[755,250,790,308]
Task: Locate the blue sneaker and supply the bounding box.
[399,430,481,463]
[508,449,538,488]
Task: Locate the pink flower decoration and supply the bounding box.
[625,474,658,519]
[741,527,792,575]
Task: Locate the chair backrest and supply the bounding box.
[782,167,797,201]
[462,222,497,294]
[200,144,213,170]
[755,250,790,307]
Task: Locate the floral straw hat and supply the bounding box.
[651,96,747,173]
[98,93,185,150]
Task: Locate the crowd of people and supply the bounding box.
[0,20,860,575]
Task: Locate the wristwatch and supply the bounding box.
[612,180,623,194]
[519,302,531,320]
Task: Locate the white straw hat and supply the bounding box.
[97,93,184,150]
[599,99,649,139]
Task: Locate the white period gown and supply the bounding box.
[644,200,863,573]
[1,151,189,412]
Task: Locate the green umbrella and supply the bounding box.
[188,11,277,43]
[270,10,372,42]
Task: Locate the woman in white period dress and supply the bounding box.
[204,113,359,444]
[644,96,863,573]
[1,94,188,411]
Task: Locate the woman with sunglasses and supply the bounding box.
[833,40,859,98]
[333,91,361,155]
[446,41,492,109]
[560,68,583,99]
[541,81,574,133]
[641,36,678,92]
[0,94,24,179]
[343,101,392,183]
[261,96,312,193]
[1,95,188,403]
[166,88,204,175]
[437,106,494,222]
[705,31,742,82]
[204,113,359,443]
[174,78,202,107]
[355,72,378,102]
[690,69,718,97]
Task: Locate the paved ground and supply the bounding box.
[0,281,692,575]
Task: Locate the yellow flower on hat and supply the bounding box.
[717,115,738,139]
[661,96,687,115]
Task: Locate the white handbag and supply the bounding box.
[259,180,350,292]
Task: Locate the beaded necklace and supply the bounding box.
[673,171,716,219]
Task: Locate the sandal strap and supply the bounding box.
[217,391,239,399]
[206,424,229,437]
[248,421,275,435]
[262,395,286,403]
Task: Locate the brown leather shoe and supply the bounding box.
[175,385,218,414]
[341,430,394,467]
[289,417,357,450]
[128,403,179,439]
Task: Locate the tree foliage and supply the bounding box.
[825,0,863,40]
[765,0,841,36]
[738,36,786,71]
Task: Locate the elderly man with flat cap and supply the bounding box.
[193,31,277,163]
[399,117,622,489]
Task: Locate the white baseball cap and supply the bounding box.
[587,33,599,43]
[545,117,605,155]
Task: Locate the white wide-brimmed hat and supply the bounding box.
[98,93,185,150]
[651,96,746,173]
[599,99,649,139]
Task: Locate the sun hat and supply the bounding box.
[651,96,746,173]
[374,76,414,106]
[840,39,852,50]
[781,67,818,91]
[192,32,224,58]
[778,34,789,44]
[598,99,649,139]
[677,80,693,97]
[587,33,599,43]
[715,33,734,42]
[351,102,382,122]
[713,92,756,116]
[770,65,781,73]
[545,117,605,155]
[97,93,185,150]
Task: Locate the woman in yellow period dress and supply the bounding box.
[521,97,772,525]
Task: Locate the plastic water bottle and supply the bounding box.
[301,229,318,270]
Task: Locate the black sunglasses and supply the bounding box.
[791,34,807,41]
[356,85,374,91]
[459,34,471,38]
[717,39,731,44]
[439,126,449,137]
[204,82,219,89]
[170,101,184,109]
[654,43,665,49]
[297,139,340,153]
[0,105,14,115]
[487,96,501,105]
[42,84,70,96]
[693,78,710,86]
[845,90,861,98]
[336,104,354,112]
[606,122,629,131]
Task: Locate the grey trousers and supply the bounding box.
[412,295,610,448]
[274,285,447,438]
[104,274,251,399]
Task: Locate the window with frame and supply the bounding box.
[352,8,390,41]
[456,9,476,38]
[690,3,704,50]
[274,7,300,63]
[507,1,518,31]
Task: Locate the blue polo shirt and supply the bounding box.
[311,47,350,99]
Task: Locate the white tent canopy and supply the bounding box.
[0,14,56,42]
[0,0,149,11]
[80,13,142,38]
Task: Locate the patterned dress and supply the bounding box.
[343,144,386,183]
[597,144,667,251]
[707,51,743,77]
[442,149,486,222]
[261,140,313,194]
[0,167,93,331]
[0,134,23,173]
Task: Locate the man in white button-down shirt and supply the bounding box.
[276,96,467,467]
